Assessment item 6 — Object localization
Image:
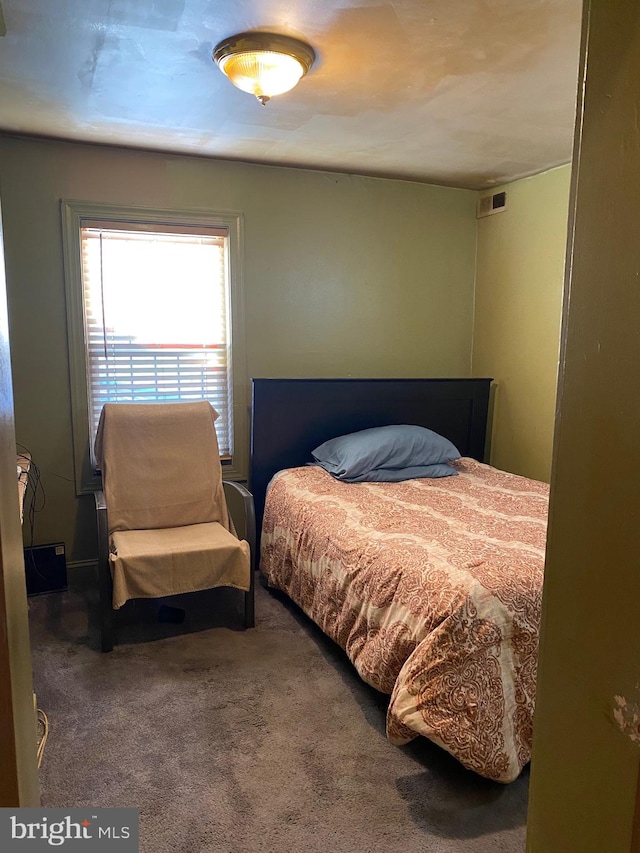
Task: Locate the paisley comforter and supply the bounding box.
[260,458,549,782]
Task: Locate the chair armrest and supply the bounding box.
[94,489,109,570]
[94,489,108,547]
[94,490,114,652]
[223,480,256,571]
[223,481,256,628]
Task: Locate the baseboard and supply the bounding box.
[67,559,98,572]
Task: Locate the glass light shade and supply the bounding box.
[218,51,305,100]
[213,33,315,104]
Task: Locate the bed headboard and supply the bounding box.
[250,377,493,542]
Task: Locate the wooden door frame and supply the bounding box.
[0,196,39,805]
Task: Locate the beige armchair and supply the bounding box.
[94,401,255,652]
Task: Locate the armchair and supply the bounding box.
[94,401,255,652]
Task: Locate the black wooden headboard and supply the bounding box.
[250,377,493,542]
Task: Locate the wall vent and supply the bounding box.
[477,190,508,219]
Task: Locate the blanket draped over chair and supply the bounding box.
[95,401,250,610]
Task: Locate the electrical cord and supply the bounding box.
[36,708,49,768]
[16,445,50,769]
[16,443,46,580]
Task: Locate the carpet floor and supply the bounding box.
[28,571,529,853]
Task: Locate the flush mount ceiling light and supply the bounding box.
[212,31,315,105]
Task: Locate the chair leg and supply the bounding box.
[244,569,255,629]
[98,560,114,652]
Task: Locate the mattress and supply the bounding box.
[260,458,549,783]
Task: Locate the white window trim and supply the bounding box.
[62,200,248,494]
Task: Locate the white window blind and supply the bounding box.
[80,222,233,459]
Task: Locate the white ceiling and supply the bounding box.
[0,0,583,190]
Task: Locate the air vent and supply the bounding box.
[477,190,508,219]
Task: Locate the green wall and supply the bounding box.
[473,166,571,482]
[0,135,477,563]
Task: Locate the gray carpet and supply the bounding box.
[28,571,528,853]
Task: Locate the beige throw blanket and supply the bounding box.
[95,401,250,609]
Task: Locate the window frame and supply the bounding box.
[62,200,247,494]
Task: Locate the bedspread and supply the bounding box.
[260,459,549,783]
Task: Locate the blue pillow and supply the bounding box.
[311,424,461,482]
[346,463,458,482]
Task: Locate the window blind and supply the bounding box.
[80,223,233,458]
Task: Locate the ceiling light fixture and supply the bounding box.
[212,31,315,105]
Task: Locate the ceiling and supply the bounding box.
[0,0,583,190]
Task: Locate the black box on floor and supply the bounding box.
[24,542,67,596]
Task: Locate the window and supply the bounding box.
[63,202,247,493]
[81,223,232,456]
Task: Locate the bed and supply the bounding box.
[250,378,548,783]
